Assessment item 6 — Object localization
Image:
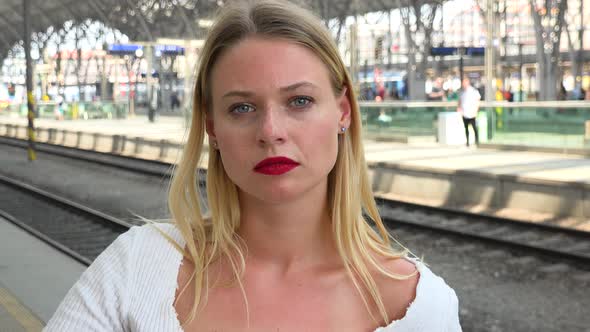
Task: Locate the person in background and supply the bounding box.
[148,83,159,122]
[389,84,399,100]
[170,92,181,110]
[457,78,481,147]
[427,77,445,101]
[558,83,567,100]
[376,81,386,101]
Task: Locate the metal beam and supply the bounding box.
[30,3,59,28]
[6,1,55,30]
[124,0,154,41]
[0,13,22,40]
[174,4,198,39]
[484,0,494,102]
[0,32,11,51]
[87,1,116,28]
[24,0,37,161]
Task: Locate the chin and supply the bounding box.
[244,184,304,204]
[237,177,319,205]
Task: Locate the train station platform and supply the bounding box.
[0,213,87,330]
[1,114,589,230]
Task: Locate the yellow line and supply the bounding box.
[0,288,44,332]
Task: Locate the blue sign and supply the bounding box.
[465,47,485,56]
[430,47,485,56]
[107,44,143,54]
[430,47,457,56]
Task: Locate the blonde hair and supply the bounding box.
[167,0,410,327]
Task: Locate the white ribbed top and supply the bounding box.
[44,223,462,332]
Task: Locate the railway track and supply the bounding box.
[0,174,130,266]
[376,198,590,269]
[2,137,589,269]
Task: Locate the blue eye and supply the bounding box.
[289,96,313,108]
[230,104,255,114]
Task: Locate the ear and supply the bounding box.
[205,114,216,138]
[337,86,352,129]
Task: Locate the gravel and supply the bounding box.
[0,144,171,224]
[391,226,590,332]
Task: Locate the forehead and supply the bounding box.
[210,37,333,96]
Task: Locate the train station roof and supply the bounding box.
[0,0,430,60]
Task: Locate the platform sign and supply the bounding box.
[430,47,457,56]
[107,44,143,55]
[465,47,485,56]
[155,45,185,56]
[430,47,485,56]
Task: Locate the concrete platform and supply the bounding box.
[0,213,87,329]
[1,114,589,229]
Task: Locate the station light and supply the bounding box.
[198,19,213,28]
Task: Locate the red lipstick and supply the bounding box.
[254,157,299,175]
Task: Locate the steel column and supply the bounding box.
[24,0,36,161]
[484,0,494,102]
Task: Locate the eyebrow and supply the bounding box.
[221,81,318,99]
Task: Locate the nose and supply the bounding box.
[256,106,286,146]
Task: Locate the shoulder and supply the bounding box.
[127,222,185,247]
[377,257,461,331]
[375,257,420,321]
[112,222,185,251]
[79,222,185,276]
[120,222,186,271]
[45,223,186,330]
[85,222,185,281]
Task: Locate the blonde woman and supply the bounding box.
[45,0,461,331]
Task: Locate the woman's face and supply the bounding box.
[208,37,350,204]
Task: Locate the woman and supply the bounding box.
[45,0,461,331]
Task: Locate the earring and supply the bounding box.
[211,141,218,149]
[340,127,346,133]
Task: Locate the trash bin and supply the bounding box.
[437,112,465,145]
[476,112,488,143]
[438,111,488,145]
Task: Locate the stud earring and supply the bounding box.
[211,141,218,149]
[341,127,346,133]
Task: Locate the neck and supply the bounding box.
[236,180,339,276]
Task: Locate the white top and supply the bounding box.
[44,224,462,332]
[458,86,481,119]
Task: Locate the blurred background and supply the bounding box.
[0,0,589,149]
[0,1,589,331]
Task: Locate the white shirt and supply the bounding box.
[44,223,462,332]
[458,86,481,119]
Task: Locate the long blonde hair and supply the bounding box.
[167,0,409,326]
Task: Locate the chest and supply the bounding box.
[175,278,380,332]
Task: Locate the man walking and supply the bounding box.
[457,78,481,147]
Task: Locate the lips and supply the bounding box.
[254,157,300,175]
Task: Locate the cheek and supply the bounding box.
[302,117,339,169]
[214,124,252,176]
